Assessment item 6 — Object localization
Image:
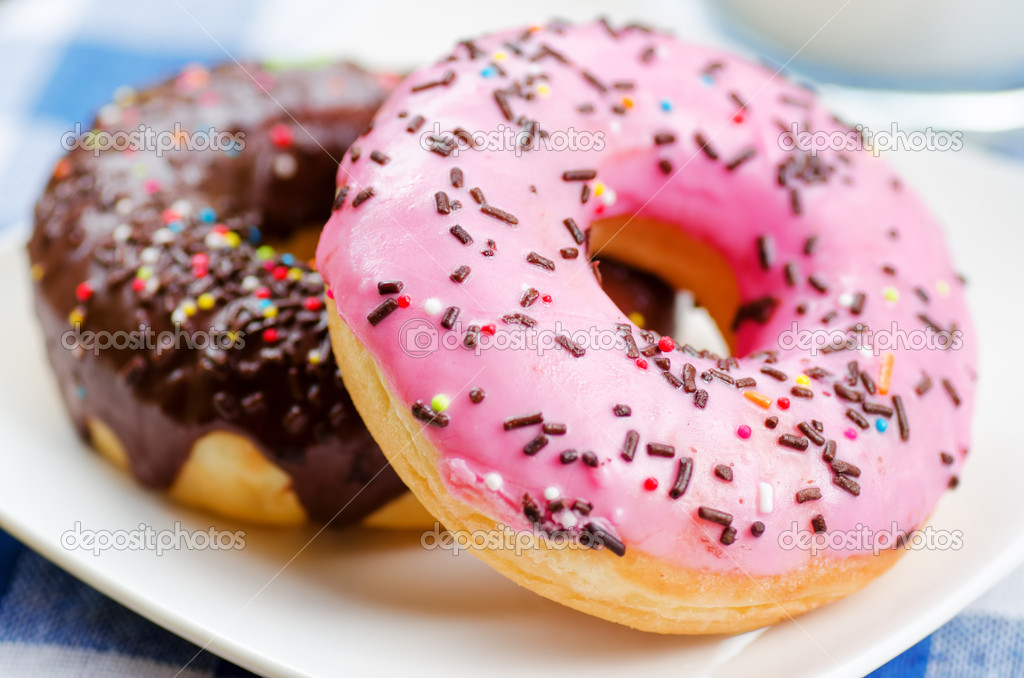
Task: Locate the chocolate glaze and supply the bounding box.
[29,62,405,523]
[28,61,677,524]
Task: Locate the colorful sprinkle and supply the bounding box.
[643,477,659,491]
[431,394,450,412]
[875,418,888,432]
[777,397,790,410]
[844,428,859,440]
[744,391,772,409]
[878,352,894,395]
[737,425,752,439]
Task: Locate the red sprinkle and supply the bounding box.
[658,336,675,352]
[75,282,93,302]
[255,287,271,299]
[777,397,791,410]
[481,323,496,335]
[262,260,275,272]
[635,358,648,370]
[269,123,294,149]
[191,253,209,268]
[263,328,279,343]
[131,278,146,292]
[737,425,752,439]
[643,477,659,491]
[161,209,180,223]
[303,296,322,311]
[732,112,745,124]
[272,265,288,281]
[326,288,335,299]
[844,428,858,440]
[542,294,553,304]
[397,295,411,308]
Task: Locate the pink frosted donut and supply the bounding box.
[317,20,976,633]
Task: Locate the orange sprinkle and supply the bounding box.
[53,158,71,180]
[744,390,773,409]
[878,352,894,395]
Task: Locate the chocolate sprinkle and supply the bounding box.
[832,460,861,477]
[367,298,399,326]
[796,488,822,503]
[332,185,350,210]
[435,191,451,214]
[863,401,893,417]
[765,416,779,429]
[822,439,837,462]
[468,388,485,404]
[560,247,579,259]
[694,389,709,409]
[377,280,404,295]
[893,395,910,441]
[503,412,543,430]
[751,522,766,537]
[834,383,864,402]
[562,169,597,181]
[811,515,827,533]
[658,159,673,175]
[756,235,774,270]
[726,147,756,171]
[370,150,390,165]
[542,423,566,435]
[798,422,825,446]
[761,365,788,381]
[942,378,962,407]
[450,265,471,283]
[560,449,578,464]
[440,306,460,330]
[779,434,809,451]
[563,217,585,244]
[647,442,675,458]
[412,400,449,428]
[698,506,733,526]
[682,363,697,393]
[352,186,375,208]
[449,224,473,245]
[581,523,625,557]
[613,404,632,417]
[720,526,737,545]
[790,386,813,398]
[653,132,676,146]
[808,274,828,293]
[481,204,519,225]
[520,287,540,307]
[524,434,549,455]
[450,167,463,188]
[714,465,733,482]
[833,475,861,496]
[470,187,486,204]
[621,430,639,461]
[555,334,585,357]
[846,409,869,429]
[526,251,555,271]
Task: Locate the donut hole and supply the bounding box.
[589,216,739,355]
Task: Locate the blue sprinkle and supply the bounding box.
[700,73,714,86]
[248,226,261,244]
[198,207,217,223]
[76,386,86,400]
[280,253,295,266]
[659,99,672,112]
[480,66,496,78]
[258,299,272,309]
[875,418,888,432]
[167,220,185,233]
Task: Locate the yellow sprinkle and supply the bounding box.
[883,286,899,303]
[197,293,216,310]
[287,267,303,281]
[68,308,84,326]
[225,331,241,347]
[621,96,634,109]
[796,375,810,386]
[431,394,451,412]
[262,305,279,319]
[30,264,45,281]
[493,51,507,61]
[182,300,198,317]
[593,181,605,197]
[135,266,152,280]
[224,232,241,248]
[536,83,551,97]
[744,391,773,409]
[628,311,646,328]
[307,350,321,365]
[936,280,950,297]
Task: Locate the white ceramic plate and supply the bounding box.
[1,145,1022,678]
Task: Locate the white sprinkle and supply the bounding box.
[423,298,442,315]
[543,486,560,501]
[838,292,854,307]
[115,198,134,215]
[170,308,187,324]
[758,482,774,514]
[859,345,874,358]
[241,275,260,291]
[139,247,160,264]
[555,510,578,530]
[609,119,622,133]
[305,271,323,286]
[112,224,132,242]
[152,228,174,244]
[204,231,226,248]
[483,472,503,491]
[273,153,297,179]
[98,104,121,127]
[144,278,160,294]
[171,199,193,217]
[601,188,617,206]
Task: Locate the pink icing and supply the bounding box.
[316,21,976,576]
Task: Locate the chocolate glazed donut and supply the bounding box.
[28,62,412,525]
[29,60,675,527]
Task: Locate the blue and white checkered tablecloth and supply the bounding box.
[1,0,1022,675]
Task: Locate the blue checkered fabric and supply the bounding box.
[0,0,1020,675]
